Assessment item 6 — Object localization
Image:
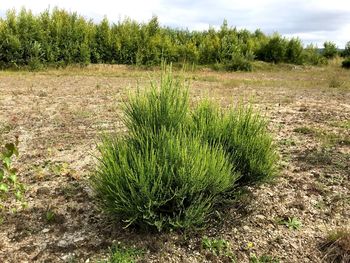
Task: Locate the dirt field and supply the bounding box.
[0,63,349,262]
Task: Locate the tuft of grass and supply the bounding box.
[91,65,278,231]
[321,228,350,263]
[45,210,56,223]
[202,236,236,261]
[123,67,189,137]
[98,243,142,263]
[277,217,302,230]
[190,100,278,185]
[92,128,236,231]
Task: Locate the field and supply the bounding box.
[0,62,349,262]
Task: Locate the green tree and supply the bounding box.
[342,41,350,57]
[322,41,338,59]
[286,38,303,64]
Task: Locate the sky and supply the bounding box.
[1,0,349,48]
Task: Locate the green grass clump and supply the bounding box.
[91,66,278,230]
[191,101,278,185]
[92,128,236,230]
[98,243,142,263]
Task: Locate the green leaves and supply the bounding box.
[0,7,325,69]
[0,137,25,211]
[0,183,9,192]
[91,67,277,231]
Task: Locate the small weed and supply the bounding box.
[277,217,302,230]
[98,243,143,263]
[250,254,280,263]
[50,162,71,176]
[202,236,236,261]
[0,136,26,213]
[45,210,56,223]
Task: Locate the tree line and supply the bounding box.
[0,8,347,70]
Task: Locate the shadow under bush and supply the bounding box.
[91,67,278,231]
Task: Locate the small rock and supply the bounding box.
[243,226,250,231]
[42,228,50,233]
[73,236,85,243]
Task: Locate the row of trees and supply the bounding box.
[0,8,343,70]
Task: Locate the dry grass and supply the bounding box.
[0,63,349,262]
[321,228,350,263]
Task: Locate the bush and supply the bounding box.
[342,58,350,69]
[92,129,236,231]
[190,101,278,185]
[223,53,253,71]
[285,38,303,64]
[257,34,287,63]
[302,44,327,65]
[123,70,189,136]
[342,41,350,57]
[322,41,338,59]
[91,67,278,231]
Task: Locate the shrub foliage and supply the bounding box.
[91,67,278,231]
[0,8,332,70]
[342,58,350,69]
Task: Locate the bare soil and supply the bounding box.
[0,64,349,262]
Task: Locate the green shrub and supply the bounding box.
[97,243,143,263]
[91,67,277,231]
[0,7,336,69]
[190,101,278,185]
[91,128,236,231]
[342,58,350,69]
[302,44,328,65]
[257,34,287,63]
[223,53,253,71]
[342,41,350,57]
[92,69,238,231]
[0,136,26,211]
[123,69,189,136]
[285,38,303,64]
[322,41,338,59]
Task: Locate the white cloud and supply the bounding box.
[1,0,349,47]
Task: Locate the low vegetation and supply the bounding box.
[90,66,278,231]
[321,228,350,263]
[0,136,26,214]
[342,58,350,69]
[0,8,338,70]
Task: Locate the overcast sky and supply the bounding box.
[1,0,349,48]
